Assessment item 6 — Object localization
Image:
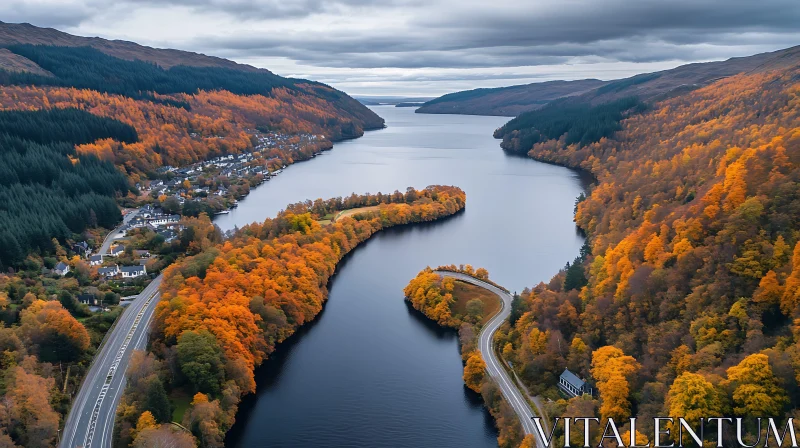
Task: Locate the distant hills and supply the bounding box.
[356,96,435,106]
[416,79,606,116]
[0,21,384,134]
[417,45,800,117]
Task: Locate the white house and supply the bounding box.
[146,214,181,227]
[109,245,125,256]
[121,265,147,278]
[54,262,70,276]
[89,254,103,266]
[98,265,120,278]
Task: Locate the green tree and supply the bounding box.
[465,298,484,322]
[509,294,524,326]
[144,378,173,424]
[177,330,226,395]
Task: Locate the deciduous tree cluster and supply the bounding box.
[495,67,800,442]
[119,186,465,446]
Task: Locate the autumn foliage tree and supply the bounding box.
[666,372,726,428]
[18,300,90,362]
[2,366,59,448]
[463,352,486,393]
[725,353,788,417]
[404,268,456,327]
[591,346,640,422]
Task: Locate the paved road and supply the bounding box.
[436,271,546,448]
[60,275,163,448]
[98,209,139,255]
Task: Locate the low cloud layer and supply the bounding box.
[3,0,799,95]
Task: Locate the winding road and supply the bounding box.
[436,271,546,448]
[60,275,163,448]
[98,208,139,255]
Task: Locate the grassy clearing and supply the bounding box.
[332,205,380,222]
[451,280,501,325]
[171,390,192,423]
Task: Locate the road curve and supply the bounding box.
[99,209,139,255]
[60,275,163,448]
[435,271,545,448]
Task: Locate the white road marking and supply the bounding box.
[437,272,545,448]
[81,287,159,448]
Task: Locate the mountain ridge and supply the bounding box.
[0,21,264,72]
[417,44,800,117]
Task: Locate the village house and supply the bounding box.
[72,241,90,257]
[98,265,120,278]
[559,369,592,398]
[109,245,125,256]
[157,228,178,243]
[53,262,70,276]
[78,294,98,306]
[89,254,103,266]
[147,214,181,228]
[121,265,147,279]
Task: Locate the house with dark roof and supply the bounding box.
[98,265,120,278]
[157,228,178,243]
[109,245,125,256]
[559,369,592,398]
[147,214,181,227]
[78,294,97,306]
[54,262,70,276]
[121,265,147,279]
[129,216,148,228]
[72,241,90,257]
[89,254,103,266]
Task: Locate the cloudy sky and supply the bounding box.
[3,0,800,96]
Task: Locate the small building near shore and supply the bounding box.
[559,369,592,398]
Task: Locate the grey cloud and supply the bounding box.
[7,0,800,95]
[180,0,800,70]
[121,0,420,19]
[1,2,95,28]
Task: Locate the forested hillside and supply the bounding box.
[421,45,800,120]
[0,108,132,266]
[0,23,383,180]
[497,61,800,443]
[415,79,606,116]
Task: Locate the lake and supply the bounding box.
[218,106,588,447]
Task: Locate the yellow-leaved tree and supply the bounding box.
[591,346,640,422]
[725,353,787,417]
[463,351,486,393]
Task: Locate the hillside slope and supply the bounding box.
[496,57,800,442]
[0,22,384,177]
[419,45,800,118]
[494,45,800,154]
[415,79,606,116]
